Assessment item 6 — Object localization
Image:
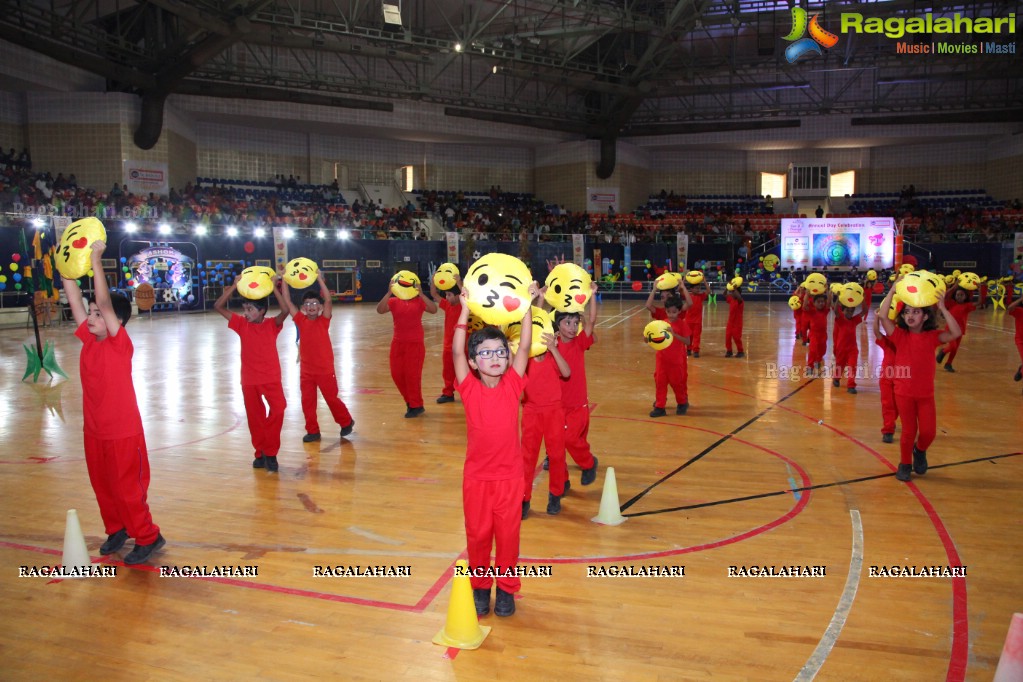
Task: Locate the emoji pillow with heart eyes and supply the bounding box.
[956,272,980,291]
[389,270,421,300]
[238,266,277,300]
[283,257,319,289]
[643,320,674,351]
[507,306,554,358]
[544,262,592,313]
[895,270,945,308]
[463,253,533,326]
[56,217,107,280]
[433,262,460,291]
[654,272,683,291]
[838,282,864,308]
[685,270,705,285]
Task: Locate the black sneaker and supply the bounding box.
[913,446,928,475]
[546,492,561,515]
[581,457,598,486]
[561,480,571,496]
[100,529,129,555]
[124,534,165,565]
[725,351,733,357]
[936,349,945,365]
[1014,365,1022,382]
[542,456,549,471]
[735,351,745,358]
[265,455,279,473]
[676,403,689,415]
[944,364,955,373]
[687,349,692,356]
[693,351,700,358]
[847,387,857,394]
[494,588,515,616]
[252,456,265,469]
[895,463,912,481]
[521,500,530,520]
[832,378,840,387]
[436,394,455,404]
[302,433,321,443]
[340,420,354,438]
[649,406,667,418]
[404,406,425,418]
[882,433,894,444]
[473,588,491,616]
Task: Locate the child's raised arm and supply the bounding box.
[213,276,239,321]
[271,276,289,326]
[318,272,333,319]
[280,279,300,317]
[936,294,962,344]
[680,281,693,311]
[89,241,121,338]
[61,273,87,327]
[878,277,899,336]
[417,280,438,314]
[375,287,393,314]
[645,286,660,314]
[544,332,570,378]
[512,284,538,376]
[452,288,471,383]
[582,281,598,336]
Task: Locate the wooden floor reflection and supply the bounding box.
[1,297,1021,681]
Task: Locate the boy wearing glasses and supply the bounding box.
[453,283,537,618]
[282,273,355,443]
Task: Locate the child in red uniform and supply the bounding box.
[215,275,290,472]
[874,312,899,443]
[555,281,600,487]
[879,279,961,481]
[1009,293,1023,383]
[801,286,833,376]
[453,284,536,617]
[282,273,355,443]
[684,279,710,357]
[647,295,693,417]
[62,241,164,564]
[376,280,438,417]
[935,283,976,372]
[520,327,570,518]
[430,275,462,404]
[832,299,865,393]
[645,281,692,321]
[724,285,745,357]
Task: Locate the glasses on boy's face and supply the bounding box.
[475,348,509,360]
[302,301,321,308]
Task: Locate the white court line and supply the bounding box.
[969,321,1014,334]
[794,509,864,682]
[599,305,646,329]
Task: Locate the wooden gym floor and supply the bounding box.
[1,294,1020,681]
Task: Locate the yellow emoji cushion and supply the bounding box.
[685,270,705,285]
[838,282,864,308]
[283,257,319,289]
[433,263,460,291]
[788,295,802,311]
[463,253,533,326]
[56,217,107,279]
[895,270,944,308]
[238,266,276,300]
[507,306,554,358]
[956,272,980,291]
[544,263,592,313]
[655,272,682,291]
[644,320,674,351]
[390,270,421,300]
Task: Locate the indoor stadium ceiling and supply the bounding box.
[0,0,1021,145]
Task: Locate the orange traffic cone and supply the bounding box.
[61,509,92,577]
[433,559,491,650]
[994,613,1023,682]
[591,466,627,525]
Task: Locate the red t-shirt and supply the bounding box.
[228,314,283,385]
[523,353,565,408]
[726,297,743,327]
[457,367,527,481]
[76,322,144,439]
[833,312,863,355]
[293,312,335,376]
[438,298,462,349]
[557,330,594,409]
[805,305,830,336]
[685,292,707,324]
[656,317,691,369]
[651,307,668,321]
[388,296,426,342]
[1010,306,1023,342]
[890,328,944,398]
[945,300,976,335]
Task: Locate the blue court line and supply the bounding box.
[786,463,802,501]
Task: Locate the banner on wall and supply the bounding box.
[572,234,585,267]
[586,187,619,214]
[271,227,288,273]
[780,217,895,270]
[446,232,459,264]
[123,161,169,196]
[676,233,689,271]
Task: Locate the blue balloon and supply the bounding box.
[0,282,5,290]
[13,273,22,282]
[120,257,127,263]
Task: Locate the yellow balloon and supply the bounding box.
[544,263,592,313]
[463,253,533,326]
[283,257,319,289]
[654,272,683,291]
[433,263,460,291]
[643,320,673,350]
[389,270,421,300]
[895,270,945,308]
[237,266,276,300]
[56,217,107,280]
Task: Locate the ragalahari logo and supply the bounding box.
[783,7,839,62]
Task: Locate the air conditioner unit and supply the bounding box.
[382,3,402,31]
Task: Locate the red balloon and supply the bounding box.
[11,253,20,262]
[631,281,642,291]
[243,241,255,254]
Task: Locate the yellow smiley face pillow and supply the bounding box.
[389,270,421,300]
[507,306,554,358]
[788,295,802,311]
[895,270,945,308]
[433,263,460,291]
[56,217,107,279]
[237,266,277,300]
[283,257,319,289]
[463,253,533,326]
[544,263,592,313]
[685,270,705,286]
[655,272,683,291]
[956,272,980,291]
[838,282,864,308]
[644,320,674,351]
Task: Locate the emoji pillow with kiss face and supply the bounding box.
[643,320,674,351]
[283,257,319,289]
[655,272,682,291]
[56,217,107,279]
[389,270,421,300]
[957,272,980,291]
[895,270,945,308]
[433,263,460,291]
[238,266,277,300]
[788,295,802,310]
[463,253,533,326]
[507,306,554,358]
[544,263,592,313]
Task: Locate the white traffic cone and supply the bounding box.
[591,466,627,525]
[60,509,92,577]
